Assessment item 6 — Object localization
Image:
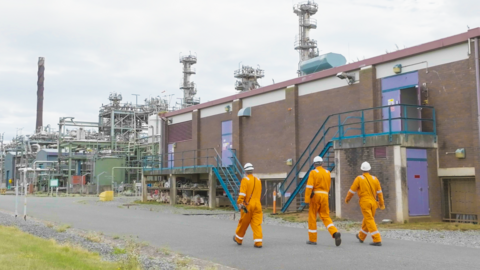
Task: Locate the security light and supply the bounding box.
[336,72,355,85]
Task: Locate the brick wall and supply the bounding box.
[240,100,290,174]
[418,58,477,168]
[199,113,234,152]
[427,148,441,221]
[339,146,397,222]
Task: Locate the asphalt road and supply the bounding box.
[0,196,478,270]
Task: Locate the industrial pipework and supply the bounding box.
[293,1,319,76]
[179,53,200,108]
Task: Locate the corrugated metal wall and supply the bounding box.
[168,121,192,143]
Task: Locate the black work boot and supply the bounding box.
[233,236,241,245]
[370,242,382,246]
[334,232,342,247]
[254,245,262,248]
[306,241,317,245]
[356,234,364,243]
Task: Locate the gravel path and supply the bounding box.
[0,208,232,270]
[95,197,480,249]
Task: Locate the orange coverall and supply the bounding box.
[234,174,263,247]
[305,166,338,242]
[345,172,385,243]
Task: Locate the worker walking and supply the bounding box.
[233,163,263,248]
[345,161,385,246]
[305,156,341,246]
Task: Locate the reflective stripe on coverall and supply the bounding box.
[234,174,263,247]
[305,166,338,243]
[345,173,385,243]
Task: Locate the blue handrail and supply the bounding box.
[280,104,436,212]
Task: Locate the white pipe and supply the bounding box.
[475,38,480,154]
[23,170,27,221]
[32,161,58,195]
[97,171,107,195]
[15,183,18,218]
[111,167,142,195]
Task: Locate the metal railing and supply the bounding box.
[300,18,317,28]
[280,104,436,212]
[228,149,245,182]
[143,148,218,172]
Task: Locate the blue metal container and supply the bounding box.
[300,53,347,74]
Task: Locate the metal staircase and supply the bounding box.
[212,149,245,212]
[280,104,437,213]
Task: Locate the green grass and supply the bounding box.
[0,225,119,270]
[113,247,127,255]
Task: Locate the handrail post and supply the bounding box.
[361,110,365,136]
[338,114,342,142]
[388,105,392,140]
[432,108,436,134]
[403,105,407,132]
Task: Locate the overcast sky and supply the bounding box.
[1,0,479,141]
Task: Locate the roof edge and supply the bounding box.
[165,27,480,117]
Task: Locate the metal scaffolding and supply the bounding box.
[234,65,264,93]
[179,53,200,108]
[294,1,319,76]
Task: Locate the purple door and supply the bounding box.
[406,149,429,216]
[168,143,174,168]
[221,121,233,166]
[382,90,401,132]
[381,72,419,133]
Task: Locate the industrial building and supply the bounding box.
[1,1,480,225]
[149,27,480,223]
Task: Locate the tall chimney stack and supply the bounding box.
[36,57,45,133]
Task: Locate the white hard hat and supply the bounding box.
[313,156,323,163]
[361,161,371,171]
[244,163,254,171]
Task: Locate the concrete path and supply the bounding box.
[0,196,478,270]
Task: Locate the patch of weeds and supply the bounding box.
[113,247,127,255]
[118,239,142,270]
[174,256,192,268]
[112,235,120,240]
[117,205,124,209]
[46,222,54,228]
[55,224,71,233]
[205,266,218,270]
[77,200,88,205]
[85,231,102,243]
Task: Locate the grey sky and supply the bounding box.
[1,0,479,141]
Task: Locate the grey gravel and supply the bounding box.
[99,197,480,249]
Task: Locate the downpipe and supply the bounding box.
[475,38,480,154]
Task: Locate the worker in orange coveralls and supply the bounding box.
[345,161,385,246]
[233,163,263,248]
[305,156,342,246]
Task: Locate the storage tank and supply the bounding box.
[300,53,347,75]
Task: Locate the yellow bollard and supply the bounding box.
[99,191,114,201]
